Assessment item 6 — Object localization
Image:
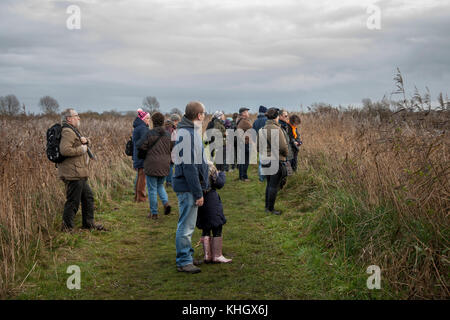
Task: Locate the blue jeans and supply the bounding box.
[146,176,169,215]
[165,163,174,184]
[175,192,198,267]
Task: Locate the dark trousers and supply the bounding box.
[265,165,283,211]
[216,145,229,172]
[290,150,299,172]
[238,143,250,180]
[63,179,95,229]
[202,225,223,237]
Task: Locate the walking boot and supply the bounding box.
[164,203,171,215]
[202,236,212,263]
[211,236,232,263]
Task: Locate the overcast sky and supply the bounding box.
[1,0,449,114]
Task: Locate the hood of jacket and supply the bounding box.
[177,116,195,130]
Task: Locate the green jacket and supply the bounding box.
[213,118,227,145]
[262,119,288,161]
[58,126,91,180]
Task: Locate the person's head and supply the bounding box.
[207,160,218,178]
[170,114,181,127]
[239,107,250,119]
[279,109,289,123]
[61,108,80,128]
[164,119,173,129]
[137,108,150,126]
[232,113,238,121]
[289,114,301,126]
[184,101,205,123]
[213,110,224,120]
[258,105,267,114]
[266,108,280,122]
[151,112,165,127]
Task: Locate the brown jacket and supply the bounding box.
[58,126,91,180]
[139,127,173,177]
[263,119,288,161]
[236,116,252,144]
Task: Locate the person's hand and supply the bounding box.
[80,137,88,144]
[81,145,88,153]
[195,197,204,207]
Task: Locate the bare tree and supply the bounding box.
[39,96,60,114]
[142,96,160,114]
[0,97,5,115]
[362,98,373,110]
[0,94,21,115]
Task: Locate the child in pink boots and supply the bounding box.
[196,161,232,263]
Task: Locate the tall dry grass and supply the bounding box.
[0,98,448,299]
[0,114,134,297]
[297,106,449,298]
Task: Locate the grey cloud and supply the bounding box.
[0,0,449,113]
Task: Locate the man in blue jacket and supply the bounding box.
[253,105,268,182]
[172,101,209,274]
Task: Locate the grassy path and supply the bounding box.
[13,166,389,300]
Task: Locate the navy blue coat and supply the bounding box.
[172,117,209,200]
[132,117,150,169]
[253,114,267,132]
[196,171,227,230]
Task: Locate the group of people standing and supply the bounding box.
[130,104,232,274]
[55,102,301,275]
[130,102,302,273]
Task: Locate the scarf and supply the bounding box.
[289,123,298,139]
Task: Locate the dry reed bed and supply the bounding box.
[298,109,449,298]
[0,111,448,299]
[0,115,134,297]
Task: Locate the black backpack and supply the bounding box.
[125,136,133,157]
[46,123,66,163]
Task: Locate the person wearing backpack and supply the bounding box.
[58,108,105,231]
[262,108,289,215]
[132,108,151,202]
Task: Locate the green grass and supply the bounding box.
[11,166,397,300]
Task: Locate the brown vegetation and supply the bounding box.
[0,93,448,298]
[297,106,449,298]
[0,114,134,297]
